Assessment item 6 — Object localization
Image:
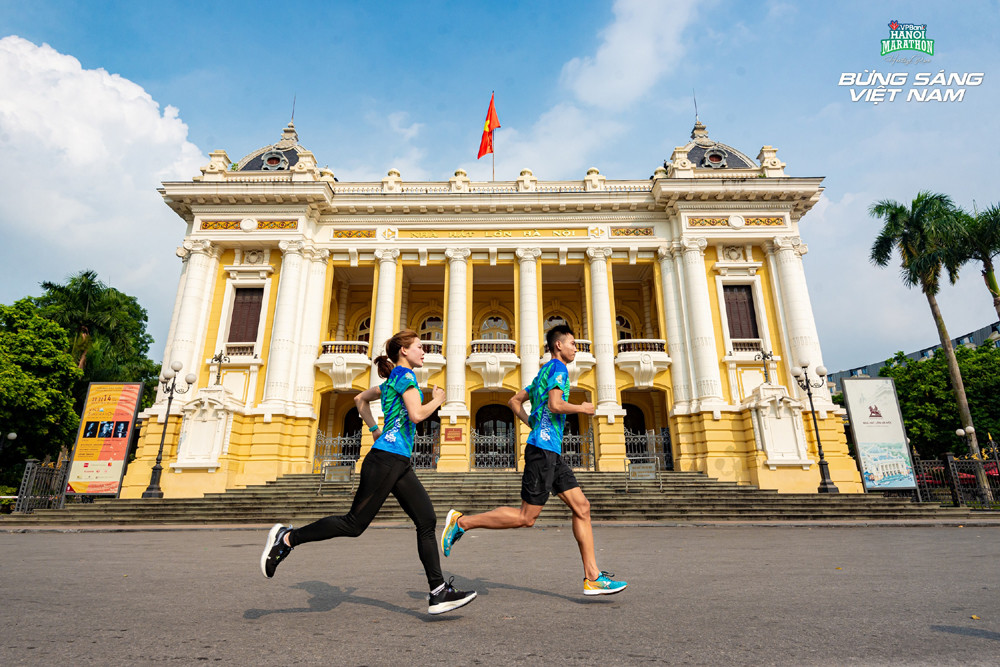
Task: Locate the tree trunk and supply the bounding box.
[925,289,981,456]
[982,258,1000,322]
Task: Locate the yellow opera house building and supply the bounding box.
[120,120,864,498]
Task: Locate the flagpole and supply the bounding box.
[492,91,496,182]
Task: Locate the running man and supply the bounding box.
[440,324,627,596]
[260,330,477,615]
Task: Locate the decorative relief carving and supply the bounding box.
[722,246,744,262]
[611,227,653,237]
[515,247,542,262]
[688,217,727,227]
[586,247,613,262]
[257,220,297,230]
[745,217,783,226]
[333,229,375,239]
[201,220,241,230]
[445,248,471,263]
[374,248,400,263]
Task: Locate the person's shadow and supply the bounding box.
[244,581,460,622]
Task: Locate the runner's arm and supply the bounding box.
[548,388,595,415]
[402,385,446,423]
[508,388,531,425]
[355,385,383,436]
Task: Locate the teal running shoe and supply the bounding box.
[583,571,628,595]
[441,509,465,557]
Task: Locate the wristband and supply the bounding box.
[369,424,379,433]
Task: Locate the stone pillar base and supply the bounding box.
[436,417,471,472]
[594,419,626,472]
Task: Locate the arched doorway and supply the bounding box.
[473,404,516,469]
[413,413,440,469]
[623,403,649,463]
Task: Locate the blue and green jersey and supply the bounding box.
[526,358,570,454]
[372,366,421,457]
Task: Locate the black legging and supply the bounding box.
[288,447,444,590]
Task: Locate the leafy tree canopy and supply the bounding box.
[0,300,82,485]
[33,270,160,411]
[878,345,1000,459]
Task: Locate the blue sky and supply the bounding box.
[1,1,998,372]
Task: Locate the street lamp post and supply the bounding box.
[211,350,230,385]
[957,425,994,503]
[0,431,15,453]
[754,349,775,385]
[790,360,839,494]
[142,361,196,499]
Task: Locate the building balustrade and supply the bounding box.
[615,338,671,388]
[731,338,764,353]
[414,340,446,387]
[420,340,443,356]
[540,340,594,387]
[225,342,256,357]
[321,341,370,355]
[616,339,667,354]
[315,340,372,390]
[470,339,517,355]
[467,338,519,389]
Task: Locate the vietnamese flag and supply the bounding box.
[477,93,501,159]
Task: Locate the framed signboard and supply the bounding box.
[842,377,917,491]
[65,382,144,497]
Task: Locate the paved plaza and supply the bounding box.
[2,525,1000,665]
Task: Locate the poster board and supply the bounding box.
[842,377,917,491]
[65,382,144,496]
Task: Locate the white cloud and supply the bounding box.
[560,0,698,111]
[0,36,206,359]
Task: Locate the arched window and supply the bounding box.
[357,317,370,342]
[475,404,515,437]
[419,315,443,342]
[623,403,646,435]
[616,315,633,340]
[543,314,568,334]
[479,315,510,340]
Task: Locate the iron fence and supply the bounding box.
[562,430,595,470]
[412,433,439,469]
[313,431,362,473]
[907,453,1000,509]
[473,432,517,469]
[625,429,673,470]
[14,459,69,514]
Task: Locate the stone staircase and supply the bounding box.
[1,470,975,526]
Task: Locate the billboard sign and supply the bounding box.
[66,382,144,496]
[842,378,917,491]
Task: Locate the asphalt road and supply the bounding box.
[2,525,999,666]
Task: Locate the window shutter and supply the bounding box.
[228,288,264,343]
[723,285,759,339]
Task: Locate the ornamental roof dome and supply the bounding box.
[235,121,308,171]
[673,119,756,170]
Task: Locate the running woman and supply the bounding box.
[260,330,477,615]
[440,324,627,596]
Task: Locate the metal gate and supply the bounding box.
[562,430,595,470]
[625,429,673,470]
[412,433,439,469]
[473,432,517,469]
[14,459,69,514]
[313,431,362,473]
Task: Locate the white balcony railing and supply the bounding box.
[225,342,256,357]
[421,340,443,356]
[316,341,371,390]
[730,338,763,353]
[470,339,517,355]
[616,339,667,354]
[320,341,370,355]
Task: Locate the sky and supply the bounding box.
[1,0,998,373]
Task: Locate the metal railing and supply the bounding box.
[225,342,256,357]
[412,433,439,469]
[473,431,517,469]
[14,459,69,514]
[617,339,666,354]
[562,430,595,470]
[313,431,362,472]
[320,341,370,355]
[470,339,517,355]
[420,340,443,355]
[625,429,673,470]
[730,338,764,353]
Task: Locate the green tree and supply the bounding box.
[0,300,82,485]
[955,204,1000,321]
[869,192,981,456]
[34,270,159,411]
[879,345,1000,459]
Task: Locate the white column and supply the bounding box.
[587,247,623,419]
[516,247,542,386]
[680,237,724,405]
[168,239,219,398]
[641,282,654,338]
[440,247,471,420]
[770,236,830,403]
[658,245,691,406]
[156,246,192,403]
[399,278,410,331]
[294,248,330,407]
[579,280,590,340]
[369,248,400,387]
[263,240,305,406]
[335,280,348,340]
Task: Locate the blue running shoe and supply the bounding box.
[441,509,464,557]
[583,571,627,595]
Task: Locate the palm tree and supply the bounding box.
[955,204,1000,321]
[869,191,982,458]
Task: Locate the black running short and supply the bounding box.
[520,444,580,506]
